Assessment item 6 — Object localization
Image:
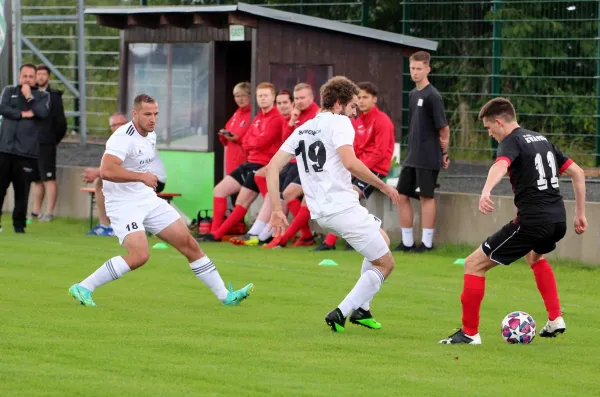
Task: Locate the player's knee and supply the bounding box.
[185,235,202,256]
[282,188,295,202]
[464,253,487,276]
[129,250,150,269]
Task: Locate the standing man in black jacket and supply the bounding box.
[0,63,50,233]
[32,64,67,222]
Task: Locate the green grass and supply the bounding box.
[2,219,600,396]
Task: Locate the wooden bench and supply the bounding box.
[79,187,182,231]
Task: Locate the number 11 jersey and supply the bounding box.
[280,112,360,219]
[496,127,573,225]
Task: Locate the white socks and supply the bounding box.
[258,224,273,242]
[247,219,266,236]
[80,256,131,292]
[189,256,229,301]
[401,228,414,247]
[360,258,373,311]
[422,228,434,248]
[338,268,384,317]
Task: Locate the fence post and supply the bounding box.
[491,0,502,159]
[361,0,369,27]
[596,0,600,166]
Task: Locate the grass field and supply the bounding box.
[2,219,600,397]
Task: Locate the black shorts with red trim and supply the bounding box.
[481,220,566,265]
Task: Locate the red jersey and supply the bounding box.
[353,106,395,175]
[243,107,286,166]
[282,102,320,164]
[220,105,251,174]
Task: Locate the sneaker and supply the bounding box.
[312,242,336,251]
[539,316,566,338]
[222,282,254,306]
[325,308,346,332]
[39,213,53,222]
[349,308,382,329]
[392,242,415,252]
[438,329,482,344]
[292,237,315,247]
[230,233,254,245]
[244,236,261,246]
[0,225,3,233]
[257,236,273,246]
[14,227,25,234]
[69,283,97,307]
[86,224,115,237]
[414,243,434,253]
[264,235,286,249]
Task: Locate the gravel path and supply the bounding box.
[57,141,600,202]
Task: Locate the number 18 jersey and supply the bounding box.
[280,112,359,219]
[496,127,573,225]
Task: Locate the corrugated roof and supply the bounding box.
[85,2,437,51]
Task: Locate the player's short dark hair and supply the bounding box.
[36,64,50,75]
[409,51,431,65]
[277,90,293,102]
[358,81,378,97]
[19,63,37,72]
[478,97,517,122]
[133,94,157,109]
[320,76,359,110]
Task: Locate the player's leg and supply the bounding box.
[321,207,392,332]
[267,183,313,248]
[0,153,13,230]
[526,222,567,337]
[69,211,149,307]
[439,221,531,344]
[150,201,253,305]
[32,149,45,217]
[253,166,268,197]
[415,168,439,252]
[12,156,36,232]
[210,167,244,232]
[236,195,276,246]
[394,166,417,251]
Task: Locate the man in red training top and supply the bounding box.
[314,81,395,251]
[218,82,251,175]
[264,83,321,248]
[201,82,285,242]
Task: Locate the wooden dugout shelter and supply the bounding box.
[85,2,438,186]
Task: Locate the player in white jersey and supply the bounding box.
[69,94,253,307]
[265,76,400,332]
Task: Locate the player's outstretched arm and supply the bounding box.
[337,145,400,205]
[561,161,587,234]
[479,160,509,214]
[100,153,157,189]
[266,150,294,236]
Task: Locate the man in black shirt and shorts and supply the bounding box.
[439,97,588,345]
[395,51,450,253]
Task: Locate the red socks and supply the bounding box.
[212,205,248,240]
[324,233,338,247]
[280,205,311,244]
[254,175,268,197]
[285,199,313,240]
[211,197,227,233]
[461,274,486,336]
[287,199,301,216]
[531,258,561,320]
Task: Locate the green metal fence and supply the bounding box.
[398,0,600,166]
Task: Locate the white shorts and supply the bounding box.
[316,205,389,261]
[107,196,180,245]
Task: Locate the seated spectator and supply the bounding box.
[231,89,294,246]
[200,82,285,242]
[219,82,251,175]
[264,83,320,248]
[82,112,167,236]
[314,82,395,251]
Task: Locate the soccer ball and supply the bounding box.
[501,311,536,344]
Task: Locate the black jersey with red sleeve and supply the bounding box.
[495,127,573,225]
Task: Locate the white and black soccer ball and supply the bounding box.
[501,311,536,344]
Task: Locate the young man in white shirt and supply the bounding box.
[265,76,401,332]
[69,94,253,307]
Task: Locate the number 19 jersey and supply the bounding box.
[496,127,573,225]
[280,112,359,219]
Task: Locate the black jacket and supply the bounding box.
[0,85,50,158]
[38,85,67,146]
